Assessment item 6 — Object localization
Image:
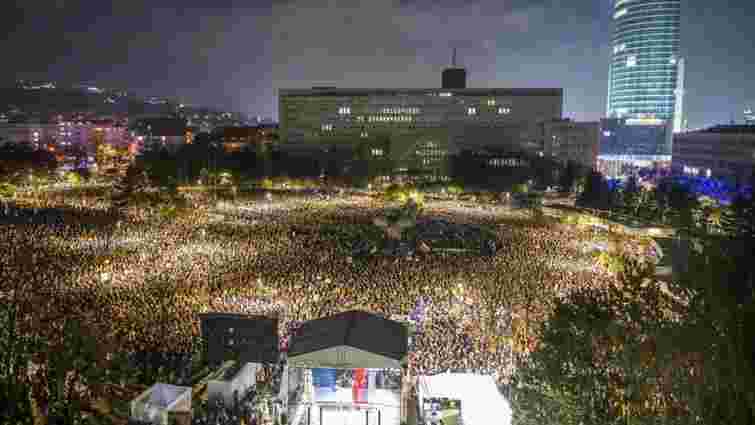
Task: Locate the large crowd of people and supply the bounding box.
[1,188,621,390]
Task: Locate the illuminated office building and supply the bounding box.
[602,0,682,173]
[607,0,682,124]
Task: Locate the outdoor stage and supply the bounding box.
[285,311,409,425]
[312,387,401,425]
[289,368,402,425]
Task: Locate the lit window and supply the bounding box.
[371,148,384,157]
[497,107,511,115]
[487,99,496,106]
[706,168,712,178]
[360,131,368,138]
[626,55,637,67]
[467,107,477,116]
[613,8,627,19]
[613,43,626,54]
[439,92,453,97]
[321,124,333,132]
[338,106,351,115]
[603,130,612,137]
[669,57,677,65]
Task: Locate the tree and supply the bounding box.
[559,160,581,193]
[577,170,612,210]
[619,175,641,215]
[515,220,755,425]
[110,163,154,215]
[513,251,684,425]
[255,142,273,179]
[0,182,17,198]
[64,171,82,187]
[0,142,58,185]
[94,143,118,173]
[725,193,755,240]
[137,145,179,193]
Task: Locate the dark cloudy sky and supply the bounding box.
[2,0,753,129]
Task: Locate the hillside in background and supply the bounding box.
[0,87,176,119]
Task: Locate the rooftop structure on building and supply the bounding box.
[442,48,467,90]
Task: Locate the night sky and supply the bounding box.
[2,0,753,129]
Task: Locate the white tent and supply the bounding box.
[417,373,511,425]
[131,383,192,425]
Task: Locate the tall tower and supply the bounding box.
[441,47,467,89]
[606,0,681,122]
[673,58,686,133]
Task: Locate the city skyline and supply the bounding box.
[2,0,754,129]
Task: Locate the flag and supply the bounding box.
[313,368,338,401]
[352,368,368,404]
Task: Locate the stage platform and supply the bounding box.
[291,387,401,425]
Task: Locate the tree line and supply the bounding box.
[514,169,755,425]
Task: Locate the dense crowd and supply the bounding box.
[1,189,620,390]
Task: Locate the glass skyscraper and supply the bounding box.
[606,0,681,123]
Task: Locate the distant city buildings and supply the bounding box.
[16,80,56,90]
[672,125,755,187]
[603,0,682,172]
[175,105,247,134]
[746,106,754,124]
[0,123,59,149]
[132,118,192,153]
[216,124,277,153]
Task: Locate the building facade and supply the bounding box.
[543,119,600,171]
[745,106,754,124]
[598,117,673,178]
[132,118,192,153]
[278,87,563,179]
[605,0,682,159]
[0,121,132,149]
[0,123,58,148]
[216,124,277,153]
[672,125,755,187]
[607,0,681,122]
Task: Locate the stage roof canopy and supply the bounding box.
[288,310,408,369]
